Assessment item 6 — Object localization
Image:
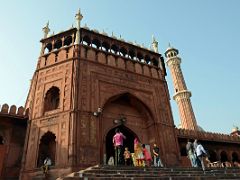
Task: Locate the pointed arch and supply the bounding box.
[64,36,73,46]
[44,86,60,112]
[101,92,155,121]
[232,152,239,163]
[220,151,228,162]
[54,39,62,49]
[37,131,56,167]
[105,125,139,163]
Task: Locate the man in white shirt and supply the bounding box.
[196,141,207,171]
[42,157,52,174]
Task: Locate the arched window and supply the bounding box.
[208,150,217,162]
[180,147,187,156]
[232,152,239,163]
[64,36,72,46]
[110,44,118,54]
[119,47,127,57]
[152,58,159,67]
[128,49,135,60]
[82,35,90,46]
[54,39,62,49]
[220,151,228,162]
[102,42,110,52]
[0,136,4,145]
[37,131,56,167]
[137,53,143,62]
[44,43,52,54]
[92,39,100,49]
[44,87,60,112]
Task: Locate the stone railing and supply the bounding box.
[175,128,240,143]
[39,27,166,77]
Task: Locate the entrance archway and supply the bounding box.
[105,125,138,163]
[220,151,228,162]
[101,93,156,164]
[37,131,56,167]
[208,150,217,162]
[232,152,239,163]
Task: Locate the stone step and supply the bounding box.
[59,165,240,180]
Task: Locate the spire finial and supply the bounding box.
[74,8,83,45]
[42,21,50,38]
[75,8,83,29]
[151,35,158,53]
[168,42,171,48]
[152,34,156,42]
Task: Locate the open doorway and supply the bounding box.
[37,131,56,167]
[105,125,138,163]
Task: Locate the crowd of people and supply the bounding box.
[112,128,164,167]
[40,129,239,175]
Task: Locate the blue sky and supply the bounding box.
[0,1,239,134]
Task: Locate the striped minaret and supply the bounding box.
[165,45,198,130]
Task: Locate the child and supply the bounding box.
[124,147,131,165]
[142,144,152,166]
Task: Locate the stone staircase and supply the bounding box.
[58,165,240,180]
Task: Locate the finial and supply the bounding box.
[75,8,83,29]
[74,8,83,45]
[111,32,117,38]
[233,125,239,130]
[42,21,50,38]
[151,35,158,53]
[46,21,49,28]
[168,42,171,48]
[102,29,107,36]
[152,35,156,43]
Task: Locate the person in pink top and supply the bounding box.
[142,144,152,166]
[113,128,126,165]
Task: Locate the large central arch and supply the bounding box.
[100,92,157,164]
[105,125,138,163]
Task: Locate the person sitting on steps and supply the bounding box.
[41,156,52,174]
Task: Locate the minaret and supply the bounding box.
[165,45,198,130]
[74,9,83,45]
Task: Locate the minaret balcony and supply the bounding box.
[173,90,192,101]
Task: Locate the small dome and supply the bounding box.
[165,45,179,58]
[232,126,239,133]
[197,126,205,132]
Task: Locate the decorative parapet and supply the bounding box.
[175,128,240,144]
[0,103,29,118]
[39,27,166,76]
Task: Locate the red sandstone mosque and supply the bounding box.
[0,10,239,179]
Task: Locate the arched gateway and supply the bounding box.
[101,93,155,164]
[105,125,138,163]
